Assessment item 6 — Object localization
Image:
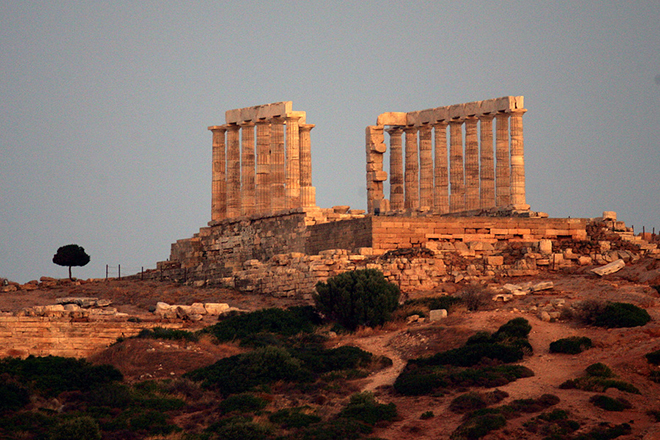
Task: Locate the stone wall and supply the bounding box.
[0,317,190,359]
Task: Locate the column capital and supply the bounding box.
[385,126,404,135]
[299,123,315,132]
[510,108,527,116]
[239,120,255,127]
[403,125,418,133]
[449,118,465,124]
[477,113,495,121]
[208,125,227,132]
[285,114,301,123]
[226,123,241,131]
[418,124,433,133]
[431,119,449,128]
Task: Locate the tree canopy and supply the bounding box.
[52,244,90,280]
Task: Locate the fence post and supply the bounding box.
[118,264,121,280]
[105,265,108,281]
[141,266,144,280]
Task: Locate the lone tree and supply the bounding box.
[52,244,90,280]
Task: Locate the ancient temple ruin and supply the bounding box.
[366,96,527,215]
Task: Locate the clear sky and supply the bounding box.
[1,1,658,283]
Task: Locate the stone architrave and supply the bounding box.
[433,121,449,214]
[509,108,527,206]
[418,124,433,210]
[285,114,301,209]
[495,112,510,207]
[386,127,404,211]
[299,123,316,208]
[270,117,286,212]
[209,125,227,222]
[479,114,495,209]
[226,124,241,218]
[464,115,479,210]
[449,119,465,212]
[404,126,419,210]
[240,121,256,216]
[256,119,271,214]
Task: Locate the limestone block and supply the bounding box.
[591,259,625,276]
[486,256,504,266]
[480,99,496,114]
[602,211,617,221]
[531,281,554,292]
[191,303,207,315]
[429,309,448,321]
[464,101,480,116]
[204,303,230,315]
[493,293,514,302]
[538,239,553,255]
[448,104,465,119]
[376,112,407,126]
[578,256,592,266]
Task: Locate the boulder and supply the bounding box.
[429,309,448,321]
[204,303,230,315]
[591,259,625,276]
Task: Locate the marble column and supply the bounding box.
[509,108,527,206]
[418,125,434,210]
[299,123,316,208]
[226,124,241,218]
[270,117,286,212]
[433,121,449,214]
[386,126,404,211]
[404,126,419,210]
[285,115,301,209]
[464,115,480,210]
[495,112,511,207]
[240,121,256,216]
[256,119,271,214]
[209,125,227,222]
[449,119,465,212]
[479,114,495,209]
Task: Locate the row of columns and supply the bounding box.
[367,104,527,215]
[209,116,315,222]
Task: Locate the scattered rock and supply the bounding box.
[591,259,625,276]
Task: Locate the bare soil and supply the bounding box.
[3,262,660,439]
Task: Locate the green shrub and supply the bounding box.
[646,349,660,365]
[493,317,532,340]
[574,423,631,439]
[586,363,614,378]
[592,302,651,328]
[0,380,30,412]
[338,392,397,425]
[417,343,525,367]
[404,295,461,312]
[460,285,492,311]
[549,336,593,354]
[208,417,272,440]
[508,394,560,413]
[295,418,373,439]
[136,327,199,342]
[647,410,660,422]
[451,412,506,439]
[589,395,632,412]
[0,356,122,397]
[130,410,180,435]
[314,269,400,331]
[185,346,312,396]
[450,392,488,413]
[291,345,372,373]
[269,407,321,428]
[50,416,102,440]
[650,371,660,383]
[218,393,268,414]
[420,411,435,419]
[85,383,132,408]
[204,306,321,343]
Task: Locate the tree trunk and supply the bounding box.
[68,266,72,281]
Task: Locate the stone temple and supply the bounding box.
[144,97,656,296]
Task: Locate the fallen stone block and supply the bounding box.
[204,303,230,315]
[493,294,514,302]
[531,281,554,292]
[591,259,625,276]
[429,309,448,321]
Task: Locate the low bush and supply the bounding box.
[524,409,581,437]
[493,317,532,340]
[508,394,560,414]
[208,417,272,440]
[314,269,400,331]
[646,349,660,365]
[549,336,593,354]
[136,327,199,342]
[295,418,373,439]
[51,416,102,440]
[403,295,461,313]
[218,393,268,414]
[650,371,660,383]
[574,422,631,439]
[338,392,397,426]
[589,395,632,412]
[559,364,640,394]
[449,390,509,414]
[575,299,607,325]
[592,302,651,328]
[0,380,30,413]
[647,410,660,422]
[418,343,525,368]
[586,363,614,378]
[291,345,372,373]
[460,285,493,311]
[451,412,506,439]
[420,411,434,419]
[269,407,321,429]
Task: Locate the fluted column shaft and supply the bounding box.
[240,122,256,216]
[387,127,404,211]
[299,124,316,208]
[270,118,286,212]
[510,109,527,206]
[495,112,511,206]
[256,120,271,214]
[210,126,227,222]
[479,114,495,209]
[404,126,419,210]
[449,119,465,212]
[285,115,301,209]
[226,124,241,218]
[419,125,434,210]
[465,116,480,210]
[433,121,449,214]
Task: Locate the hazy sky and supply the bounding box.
[2,1,658,283]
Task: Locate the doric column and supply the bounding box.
[209,125,227,222]
[240,121,256,216]
[433,121,449,214]
[479,114,496,209]
[449,119,465,212]
[299,123,316,208]
[418,124,434,210]
[226,124,241,218]
[270,117,286,212]
[510,108,527,207]
[464,115,480,210]
[256,119,271,214]
[495,112,511,207]
[404,126,419,210]
[285,114,301,209]
[386,126,404,211]
[366,126,386,214]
